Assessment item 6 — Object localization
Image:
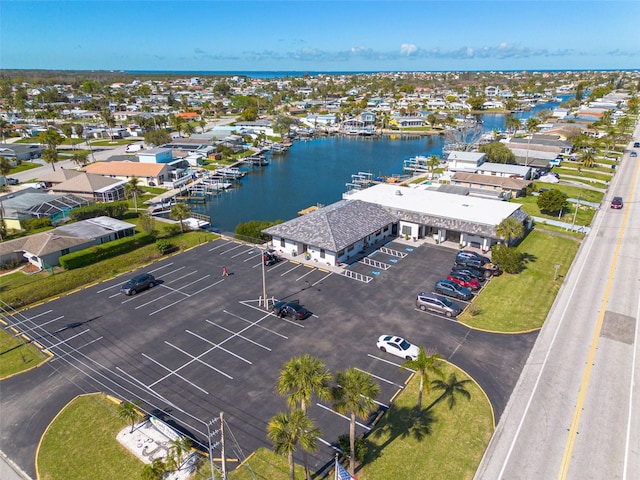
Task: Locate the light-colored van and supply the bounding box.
[415,292,462,318]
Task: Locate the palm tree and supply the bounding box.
[496,217,524,246]
[170,202,191,232]
[267,410,320,480]
[41,148,58,172]
[504,114,521,134]
[332,368,380,474]
[71,152,88,167]
[117,400,141,433]
[141,458,166,480]
[125,176,143,211]
[427,154,440,177]
[430,373,472,410]
[401,347,444,412]
[101,108,116,142]
[579,148,596,169]
[166,436,192,472]
[0,155,11,186]
[277,355,332,480]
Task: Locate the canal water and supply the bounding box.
[192,97,570,233]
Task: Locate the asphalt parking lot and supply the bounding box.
[0,238,537,476]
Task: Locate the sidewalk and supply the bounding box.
[0,451,32,480]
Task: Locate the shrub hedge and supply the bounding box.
[69,202,128,221]
[59,233,154,269]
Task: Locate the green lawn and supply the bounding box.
[511,195,596,227]
[229,448,305,480]
[356,362,493,480]
[36,394,143,480]
[0,326,49,378]
[9,161,42,173]
[461,229,581,332]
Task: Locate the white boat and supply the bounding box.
[215,167,245,179]
[183,217,211,229]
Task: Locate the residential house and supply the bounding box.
[0,188,90,231]
[0,216,136,270]
[446,151,486,172]
[83,161,172,187]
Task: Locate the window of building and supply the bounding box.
[320,249,325,258]
[280,238,285,248]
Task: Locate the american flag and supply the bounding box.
[335,458,357,480]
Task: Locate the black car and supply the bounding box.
[272,300,312,320]
[451,265,486,282]
[120,273,156,295]
[454,256,501,277]
[456,250,491,265]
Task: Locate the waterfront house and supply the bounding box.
[446,151,487,172]
[42,171,127,203]
[450,171,532,198]
[83,161,172,187]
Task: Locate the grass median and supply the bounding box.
[36,393,142,480]
[461,229,581,332]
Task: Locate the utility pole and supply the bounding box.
[571,192,581,231]
[220,412,227,480]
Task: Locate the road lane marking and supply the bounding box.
[558,138,640,480]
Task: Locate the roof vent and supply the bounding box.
[462,203,469,207]
[395,190,402,196]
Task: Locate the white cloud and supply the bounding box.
[400,44,418,56]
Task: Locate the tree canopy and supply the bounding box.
[478,141,516,164]
[537,189,568,215]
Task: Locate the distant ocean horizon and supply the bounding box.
[125,69,630,79]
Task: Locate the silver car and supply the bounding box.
[416,292,462,318]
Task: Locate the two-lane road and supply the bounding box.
[476,125,640,479]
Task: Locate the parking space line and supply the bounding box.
[135,274,212,309]
[3,309,55,330]
[245,252,263,263]
[267,261,288,271]
[354,367,405,389]
[232,247,255,258]
[43,328,91,350]
[367,354,416,373]
[205,319,272,351]
[185,330,252,364]
[414,307,461,323]
[296,268,317,282]
[281,264,302,276]
[316,437,342,452]
[51,336,103,362]
[13,315,64,335]
[315,403,371,431]
[208,241,232,251]
[312,272,332,286]
[220,244,244,255]
[166,269,199,284]
[143,353,211,393]
[148,279,223,316]
[227,307,289,338]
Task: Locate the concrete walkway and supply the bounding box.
[0,451,32,480]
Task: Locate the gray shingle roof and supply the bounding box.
[263,200,396,251]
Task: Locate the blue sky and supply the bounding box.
[1,1,639,72]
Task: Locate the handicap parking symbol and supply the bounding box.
[372,270,381,276]
[405,247,414,252]
[389,258,398,263]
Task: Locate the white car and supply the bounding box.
[376,335,420,360]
